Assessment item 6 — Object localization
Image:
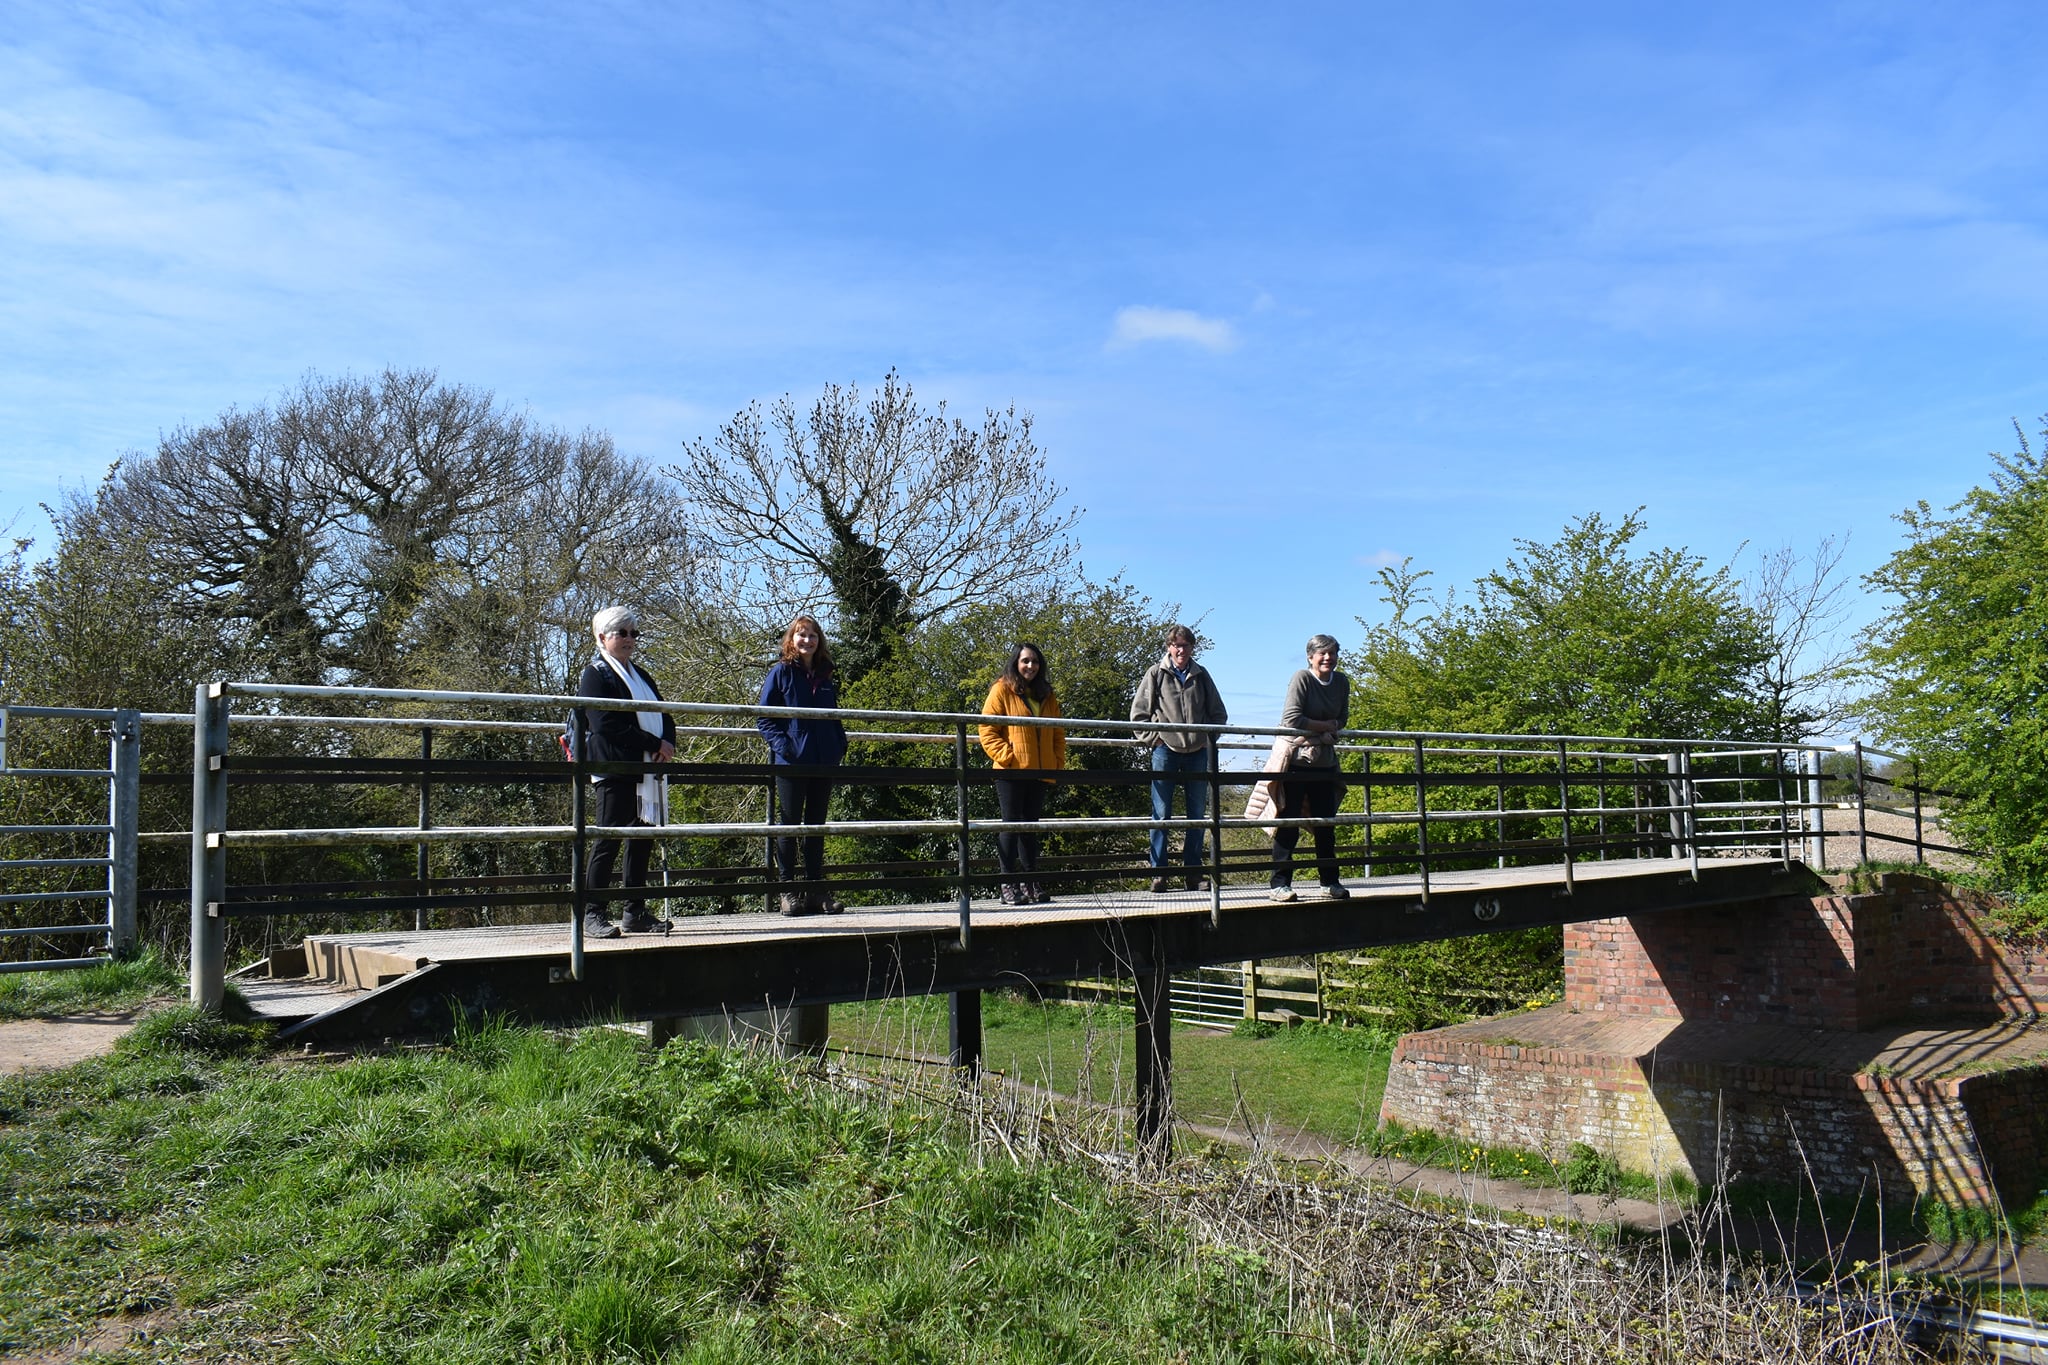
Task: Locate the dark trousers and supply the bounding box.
[994,777,1047,878]
[587,779,652,917]
[1272,766,1341,888]
[773,773,834,885]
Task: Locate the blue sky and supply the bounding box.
[5,2,2045,726]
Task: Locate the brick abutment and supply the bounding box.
[1378,874,2048,1207]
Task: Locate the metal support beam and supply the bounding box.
[190,684,228,1009]
[1134,965,1172,1164]
[948,988,982,1075]
[108,708,140,958]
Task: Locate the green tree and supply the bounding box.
[1353,510,1773,739]
[1860,423,2048,897]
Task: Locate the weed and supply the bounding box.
[1560,1142,1624,1197]
[0,948,179,1020]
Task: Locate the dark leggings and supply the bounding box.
[773,773,834,885]
[1272,767,1341,888]
[994,778,1047,877]
[587,780,652,916]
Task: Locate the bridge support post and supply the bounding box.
[1134,967,1172,1163]
[948,989,982,1076]
[189,684,228,1010]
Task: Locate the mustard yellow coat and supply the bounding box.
[979,679,1066,779]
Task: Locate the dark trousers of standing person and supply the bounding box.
[773,772,834,891]
[994,777,1047,881]
[587,779,652,918]
[1271,767,1341,889]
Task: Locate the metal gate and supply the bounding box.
[0,705,141,973]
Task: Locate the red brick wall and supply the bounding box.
[1564,876,2043,1030]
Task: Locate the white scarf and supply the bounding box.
[599,651,667,825]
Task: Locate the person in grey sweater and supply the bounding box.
[1271,633,1351,901]
[1130,625,1229,891]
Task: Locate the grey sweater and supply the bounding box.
[1280,668,1349,766]
[1130,657,1229,753]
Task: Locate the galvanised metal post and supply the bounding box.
[1494,753,1506,869]
[1854,739,1870,867]
[416,727,433,932]
[189,683,228,1009]
[108,708,140,959]
[1411,736,1431,906]
[1595,754,1607,861]
[1361,750,1374,877]
[569,711,587,983]
[1775,748,1791,869]
[1914,757,1925,865]
[1556,740,1574,895]
[1207,734,1223,928]
[1664,750,1684,859]
[1682,746,1700,881]
[1810,748,1829,871]
[954,721,972,952]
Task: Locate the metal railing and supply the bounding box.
[0,705,143,973]
[170,679,1925,1009]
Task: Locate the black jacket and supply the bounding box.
[575,657,677,782]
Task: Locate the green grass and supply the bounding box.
[1,1013,1393,1362]
[0,948,179,1019]
[832,992,1394,1147]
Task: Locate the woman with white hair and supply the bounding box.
[1269,633,1351,902]
[575,606,677,937]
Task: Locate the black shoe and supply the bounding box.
[1030,883,1052,904]
[1186,875,1210,892]
[582,910,621,939]
[812,894,845,916]
[621,909,671,934]
[1000,883,1022,906]
[779,893,806,917]
[1149,876,1170,893]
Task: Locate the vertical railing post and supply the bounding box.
[1595,754,1608,861]
[189,684,228,1009]
[416,726,433,932]
[763,764,777,916]
[108,708,140,959]
[955,720,972,952]
[1494,753,1506,869]
[1913,757,1925,865]
[1556,740,1574,895]
[1775,747,1791,869]
[1208,734,1223,928]
[1810,748,1829,871]
[1854,739,1870,868]
[1411,736,1430,906]
[1361,750,1374,878]
[1664,751,1685,860]
[569,710,587,983]
[1682,746,1700,881]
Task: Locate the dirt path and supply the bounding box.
[0,1013,138,1075]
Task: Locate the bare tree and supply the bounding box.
[1742,534,1856,742]
[671,371,1081,675]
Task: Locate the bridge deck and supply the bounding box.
[244,856,1819,1041]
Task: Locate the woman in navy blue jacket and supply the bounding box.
[757,615,848,915]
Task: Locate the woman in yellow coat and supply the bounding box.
[979,642,1066,905]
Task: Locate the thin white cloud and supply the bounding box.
[1355,549,1406,568]
[1108,306,1238,353]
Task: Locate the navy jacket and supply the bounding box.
[575,657,677,784]
[757,661,848,767]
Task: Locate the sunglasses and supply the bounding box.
[609,629,641,639]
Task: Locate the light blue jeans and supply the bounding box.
[1150,745,1211,870]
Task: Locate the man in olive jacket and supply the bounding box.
[1130,625,1229,891]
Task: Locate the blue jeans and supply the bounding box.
[1150,745,1211,870]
